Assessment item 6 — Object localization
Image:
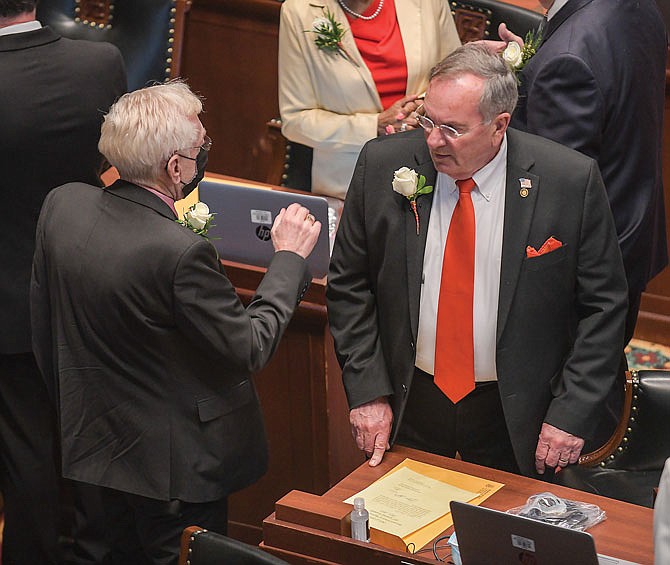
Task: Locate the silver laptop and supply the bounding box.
[450,501,601,565]
[198,180,331,278]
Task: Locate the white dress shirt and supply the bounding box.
[415,135,508,381]
[546,0,570,20]
[0,20,41,37]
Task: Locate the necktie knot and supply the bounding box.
[456,178,476,195]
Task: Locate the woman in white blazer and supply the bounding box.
[279,0,460,199]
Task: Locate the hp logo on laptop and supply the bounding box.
[255,225,271,241]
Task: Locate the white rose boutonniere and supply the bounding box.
[502,41,523,68]
[502,29,542,77]
[177,201,215,237]
[305,8,358,67]
[392,167,433,235]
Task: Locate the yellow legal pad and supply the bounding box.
[345,458,504,552]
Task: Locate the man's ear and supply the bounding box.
[492,112,511,144]
[165,154,181,184]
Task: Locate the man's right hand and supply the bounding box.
[271,203,321,259]
[350,397,393,466]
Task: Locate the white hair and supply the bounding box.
[99,80,203,184]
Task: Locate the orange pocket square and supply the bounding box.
[526,236,563,258]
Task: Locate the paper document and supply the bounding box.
[346,458,505,552]
[346,466,477,538]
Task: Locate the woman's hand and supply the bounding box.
[377,94,421,135]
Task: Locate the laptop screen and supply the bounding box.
[198,180,332,278]
[450,501,600,565]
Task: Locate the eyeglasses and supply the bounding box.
[176,135,212,161]
[415,105,487,140]
[192,134,212,152]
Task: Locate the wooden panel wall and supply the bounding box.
[222,265,363,544]
[636,60,670,343]
[180,0,282,183]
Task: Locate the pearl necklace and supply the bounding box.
[337,0,384,20]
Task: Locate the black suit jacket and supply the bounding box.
[31,181,311,501]
[0,26,126,354]
[327,128,628,477]
[511,0,667,294]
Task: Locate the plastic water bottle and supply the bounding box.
[350,497,370,542]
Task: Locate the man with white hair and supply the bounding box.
[31,81,321,564]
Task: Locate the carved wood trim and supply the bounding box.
[451,1,492,42]
[169,0,193,79]
[75,0,114,29]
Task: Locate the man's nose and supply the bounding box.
[425,127,446,148]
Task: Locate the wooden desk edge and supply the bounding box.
[263,446,653,564]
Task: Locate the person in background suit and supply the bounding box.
[498,0,667,344]
[327,44,627,479]
[278,0,460,199]
[656,458,670,563]
[0,1,126,562]
[31,81,321,564]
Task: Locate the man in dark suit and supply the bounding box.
[31,81,321,564]
[0,1,126,562]
[501,0,667,343]
[327,44,627,479]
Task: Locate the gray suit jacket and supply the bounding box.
[31,180,310,501]
[327,128,628,477]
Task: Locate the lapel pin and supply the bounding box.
[519,178,532,198]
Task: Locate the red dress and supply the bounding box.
[345,0,408,110]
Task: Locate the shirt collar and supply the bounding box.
[0,20,42,37]
[443,133,508,202]
[139,185,178,216]
[546,0,570,20]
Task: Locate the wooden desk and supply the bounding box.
[262,446,653,564]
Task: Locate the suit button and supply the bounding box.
[410,341,415,350]
[402,384,408,396]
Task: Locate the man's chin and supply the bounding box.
[430,154,457,175]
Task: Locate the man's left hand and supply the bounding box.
[534,423,585,474]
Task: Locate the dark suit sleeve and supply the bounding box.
[173,240,310,374]
[327,145,394,409]
[106,43,127,100]
[524,53,603,160]
[544,160,627,437]
[30,191,56,401]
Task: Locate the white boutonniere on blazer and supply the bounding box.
[305,8,359,67]
[502,29,542,77]
[392,167,433,236]
[177,202,215,237]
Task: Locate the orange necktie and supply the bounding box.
[434,178,476,403]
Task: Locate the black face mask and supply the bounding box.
[180,147,208,197]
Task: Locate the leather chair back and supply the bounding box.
[557,370,670,507]
[36,0,191,91]
[451,0,544,42]
[600,370,670,472]
[179,527,290,565]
